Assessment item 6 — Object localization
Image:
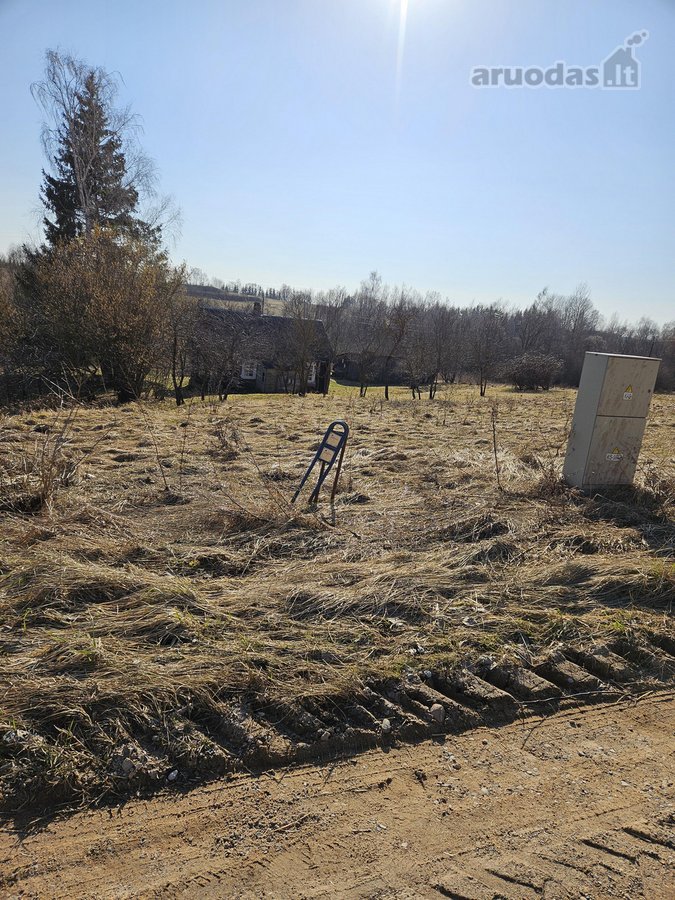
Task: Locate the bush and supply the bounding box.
[23,227,185,402]
[502,353,563,391]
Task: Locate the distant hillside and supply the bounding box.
[185,284,285,316]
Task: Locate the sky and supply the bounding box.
[0,0,673,324]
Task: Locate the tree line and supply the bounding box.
[267,273,674,397]
[0,51,672,408]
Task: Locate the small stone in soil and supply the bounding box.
[430,703,445,724]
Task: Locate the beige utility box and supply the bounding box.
[563,352,660,489]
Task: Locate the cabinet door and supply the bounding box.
[583,416,647,486]
[596,357,659,419]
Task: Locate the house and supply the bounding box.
[193,303,333,395]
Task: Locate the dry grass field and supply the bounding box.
[0,383,673,815]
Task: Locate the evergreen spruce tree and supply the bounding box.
[40,71,142,247]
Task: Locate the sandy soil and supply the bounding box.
[2,692,673,899]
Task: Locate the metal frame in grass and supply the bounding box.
[292,420,349,505]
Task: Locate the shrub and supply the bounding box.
[502,353,563,391]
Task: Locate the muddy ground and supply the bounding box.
[1,693,673,898]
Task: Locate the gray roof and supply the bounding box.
[198,306,333,367]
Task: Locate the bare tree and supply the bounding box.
[513,289,562,355]
[402,309,429,399]
[189,267,208,286]
[467,304,506,396]
[346,272,388,396]
[168,289,197,405]
[632,317,660,357]
[318,285,351,358]
[350,300,387,396]
[423,299,464,398]
[191,308,249,401]
[555,283,600,383]
[283,291,319,395]
[379,288,415,399]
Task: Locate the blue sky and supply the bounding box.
[1,0,673,323]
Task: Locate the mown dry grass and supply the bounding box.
[0,384,673,811]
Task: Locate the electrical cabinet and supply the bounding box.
[563,352,660,489]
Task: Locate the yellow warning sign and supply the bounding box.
[606,447,623,462]
[623,384,633,400]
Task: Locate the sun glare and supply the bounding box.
[395,0,409,102]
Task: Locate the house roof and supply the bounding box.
[198,305,333,367]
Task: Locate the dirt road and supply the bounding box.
[2,694,674,899]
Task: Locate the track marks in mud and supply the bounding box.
[2,697,673,899]
[433,814,675,900]
[3,631,673,814]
